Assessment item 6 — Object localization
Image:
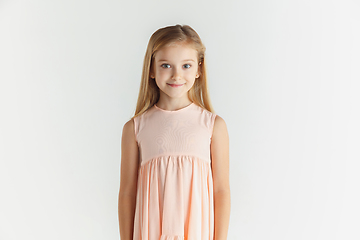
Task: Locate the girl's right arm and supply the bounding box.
[118,118,139,240]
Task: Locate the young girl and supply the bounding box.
[119,24,230,240]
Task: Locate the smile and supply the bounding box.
[167,83,184,88]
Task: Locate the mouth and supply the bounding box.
[167,83,184,88]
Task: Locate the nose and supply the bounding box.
[171,67,182,80]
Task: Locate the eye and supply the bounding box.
[183,64,191,69]
[161,64,170,68]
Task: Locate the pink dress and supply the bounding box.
[132,102,217,240]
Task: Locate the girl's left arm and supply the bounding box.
[211,115,231,240]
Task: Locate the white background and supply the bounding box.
[0,0,359,239]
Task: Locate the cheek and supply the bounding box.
[157,70,170,78]
[185,69,198,78]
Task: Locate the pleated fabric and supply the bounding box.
[132,102,217,240]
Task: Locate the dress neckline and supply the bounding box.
[154,102,194,113]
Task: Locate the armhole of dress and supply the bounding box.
[210,113,217,141]
[133,117,138,144]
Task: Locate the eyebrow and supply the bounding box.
[157,59,195,62]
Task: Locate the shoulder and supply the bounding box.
[122,118,136,140]
[123,118,134,130]
[194,103,217,122]
[214,115,226,127]
[212,115,229,139]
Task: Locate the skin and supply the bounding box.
[211,115,231,240]
[118,118,138,240]
[150,42,200,111]
[119,42,230,240]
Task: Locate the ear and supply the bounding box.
[150,70,155,79]
[196,63,201,78]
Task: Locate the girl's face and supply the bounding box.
[151,43,200,103]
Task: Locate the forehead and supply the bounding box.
[154,43,198,61]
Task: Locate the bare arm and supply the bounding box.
[118,118,139,240]
[211,116,231,240]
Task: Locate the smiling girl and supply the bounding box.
[119,24,231,240]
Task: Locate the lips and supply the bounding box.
[167,83,184,87]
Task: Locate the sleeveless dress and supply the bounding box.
[132,102,217,240]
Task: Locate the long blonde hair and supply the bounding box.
[132,24,215,119]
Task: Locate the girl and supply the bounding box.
[119,24,230,240]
